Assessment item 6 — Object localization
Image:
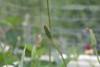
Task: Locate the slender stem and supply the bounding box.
[48,45,51,65]
[46,1,66,65]
[94,46,100,64]
[46,0,52,67]
[46,0,66,66]
[51,39,66,67]
[47,0,51,30]
[71,47,79,67]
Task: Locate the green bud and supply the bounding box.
[86,28,97,46]
[44,25,52,39]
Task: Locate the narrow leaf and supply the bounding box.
[31,46,37,60]
[18,46,26,67]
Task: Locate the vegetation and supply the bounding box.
[0,0,100,67]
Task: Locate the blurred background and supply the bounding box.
[0,0,100,55]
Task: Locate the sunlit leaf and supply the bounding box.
[25,44,33,51]
[18,46,26,67]
[31,46,37,60]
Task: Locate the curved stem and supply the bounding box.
[46,0,66,66]
[94,46,100,64]
[48,39,52,67]
[51,39,66,67]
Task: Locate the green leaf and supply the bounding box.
[37,48,45,57]
[18,46,26,67]
[25,44,33,51]
[5,17,23,26]
[0,52,18,66]
[6,28,23,46]
[0,53,6,66]
[31,46,37,60]
[44,25,52,39]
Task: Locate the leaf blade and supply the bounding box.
[18,46,26,67]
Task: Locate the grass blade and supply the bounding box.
[18,46,26,67]
[0,42,8,67]
[31,46,36,60]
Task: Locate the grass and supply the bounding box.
[0,28,100,67]
[0,0,100,67]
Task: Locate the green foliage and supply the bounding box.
[6,27,23,46]
[0,0,100,67]
[0,52,18,66]
[31,46,37,60]
[5,17,23,26]
[18,46,26,67]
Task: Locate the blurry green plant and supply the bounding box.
[44,25,66,67]
[1,0,100,67]
[0,42,18,67]
[18,46,26,67]
[87,28,100,63]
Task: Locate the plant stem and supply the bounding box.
[49,47,52,67]
[94,46,100,64]
[46,0,52,67]
[47,0,51,30]
[46,0,66,66]
[51,39,66,67]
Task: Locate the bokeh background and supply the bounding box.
[0,0,100,55]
